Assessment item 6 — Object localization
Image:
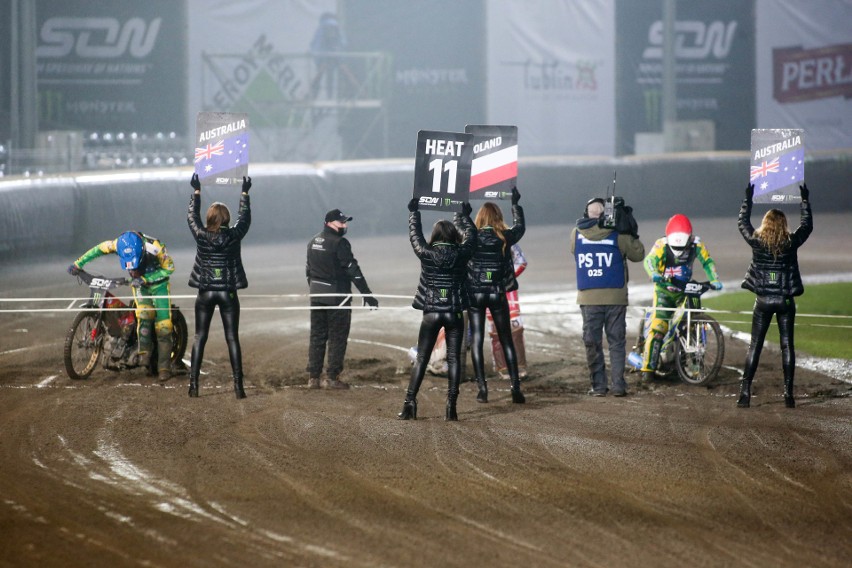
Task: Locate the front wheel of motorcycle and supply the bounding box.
[64,309,106,380]
[675,316,725,386]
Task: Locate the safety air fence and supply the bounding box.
[0,151,850,256]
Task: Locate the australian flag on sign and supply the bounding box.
[195,112,249,185]
[749,129,804,204]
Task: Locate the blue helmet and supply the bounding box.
[116,231,144,270]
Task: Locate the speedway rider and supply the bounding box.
[640,214,722,380]
[68,231,176,381]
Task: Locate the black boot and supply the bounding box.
[784,378,795,408]
[736,379,751,408]
[234,375,247,399]
[188,375,199,398]
[510,378,525,404]
[398,397,417,420]
[476,377,488,403]
[446,392,458,421]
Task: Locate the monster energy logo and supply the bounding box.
[486,271,493,281]
[214,268,223,279]
[769,271,778,282]
[443,198,452,206]
[440,288,448,298]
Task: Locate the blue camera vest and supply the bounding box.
[575,231,625,290]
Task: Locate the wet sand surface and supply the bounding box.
[1,214,851,567]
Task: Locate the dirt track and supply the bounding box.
[1,216,851,567]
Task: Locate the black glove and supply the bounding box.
[745,183,754,201]
[242,176,252,193]
[407,198,418,212]
[67,263,81,276]
[800,183,809,201]
[511,186,520,205]
[363,296,379,309]
[130,277,145,289]
[462,202,472,217]
[190,173,201,191]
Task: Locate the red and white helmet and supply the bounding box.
[665,214,692,249]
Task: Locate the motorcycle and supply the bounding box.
[630,280,725,386]
[64,270,188,380]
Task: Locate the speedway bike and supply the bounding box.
[63,270,188,380]
[632,280,725,386]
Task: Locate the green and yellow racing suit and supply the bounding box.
[641,236,720,373]
[73,234,175,372]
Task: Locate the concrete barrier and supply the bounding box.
[1,150,849,256]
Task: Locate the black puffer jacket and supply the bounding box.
[466,203,525,294]
[738,197,812,297]
[409,210,476,312]
[187,192,251,290]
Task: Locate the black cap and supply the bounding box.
[325,209,353,223]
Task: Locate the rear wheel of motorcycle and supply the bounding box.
[64,311,105,380]
[675,316,725,386]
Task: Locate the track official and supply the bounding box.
[305,209,378,389]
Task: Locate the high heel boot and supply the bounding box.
[398,397,417,420]
[446,392,458,421]
[510,378,525,404]
[783,377,795,408]
[476,377,488,403]
[234,374,247,399]
[736,379,751,408]
[188,375,199,398]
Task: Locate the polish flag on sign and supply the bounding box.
[466,125,518,199]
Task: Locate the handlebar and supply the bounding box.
[71,269,129,289]
[674,279,712,295]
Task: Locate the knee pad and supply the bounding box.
[649,317,669,337]
[137,306,155,322]
[155,319,173,339]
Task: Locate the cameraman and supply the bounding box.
[570,198,645,397]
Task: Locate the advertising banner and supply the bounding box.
[195,112,249,185]
[486,0,615,156]
[749,129,804,204]
[465,125,518,200]
[756,0,852,150]
[616,0,755,154]
[413,130,473,212]
[35,0,185,133]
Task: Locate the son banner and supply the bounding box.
[749,129,804,204]
[413,130,473,212]
[195,112,250,185]
[465,125,518,200]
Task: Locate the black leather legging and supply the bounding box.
[468,292,519,382]
[190,290,242,379]
[743,295,796,383]
[406,311,465,400]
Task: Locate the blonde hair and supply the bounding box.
[754,208,790,257]
[206,202,231,233]
[475,202,508,253]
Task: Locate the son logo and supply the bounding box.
[37,17,162,59]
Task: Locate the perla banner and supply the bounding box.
[749,129,804,204]
[756,0,852,151]
[465,125,518,200]
[413,130,473,212]
[195,112,249,185]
